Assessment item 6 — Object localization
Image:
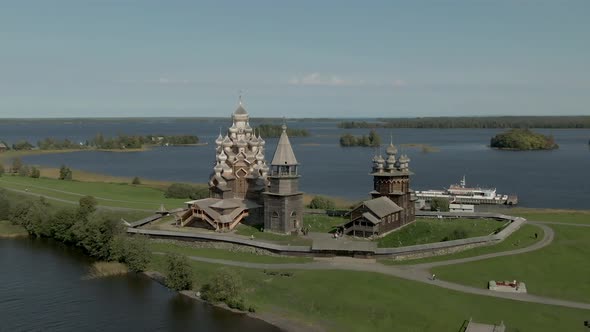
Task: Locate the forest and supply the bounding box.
[338,116,590,129]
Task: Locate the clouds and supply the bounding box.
[288,73,361,86]
[118,77,193,85]
[288,73,406,88]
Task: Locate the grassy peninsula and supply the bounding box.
[2,175,590,331]
[490,128,558,150]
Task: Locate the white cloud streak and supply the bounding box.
[288,73,406,88]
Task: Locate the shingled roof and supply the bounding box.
[271,126,298,165]
[363,196,402,219]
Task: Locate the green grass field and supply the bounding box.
[149,254,589,332]
[432,224,590,303]
[510,208,590,224]
[234,224,312,246]
[302,214,347,233]
[377,218,505,248]
[0,175,187,210]
[149,241,312,264]
[380,223,544,265]
[0,220,28,237]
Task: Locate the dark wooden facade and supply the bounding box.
[371,174,416,227]
[343,199,403,237]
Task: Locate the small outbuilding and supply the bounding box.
[342,196,403,238]
[449,203,475,213]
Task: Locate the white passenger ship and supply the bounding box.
[415,176,518,205]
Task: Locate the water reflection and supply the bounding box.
[0,238,279,332]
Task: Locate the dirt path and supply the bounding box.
[178,221,590,310]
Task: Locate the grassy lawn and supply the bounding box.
[0,175,186,210]
[0,220,28,237]
[235,224,312,246]
[302,214,347,233]
[0,188,154,222]
[432,224,590,303]
[149,254,589,332]
[510,208,590,224]
[381,223,544,265]
[377,218,505,248]
[149,241,312,264]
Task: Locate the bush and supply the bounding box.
[200,269,243,304]
[11,158,23,173]
[165,183,208,199]
[430,197,450,212]
[226,297,246,311]
[442,227,468,242]
[0,190,11,220]
[131,176,141,185]
[0,163,5,176]
[59,165,73,180]
[308,196,335,210]
[110,235,151,272]
[9,197,51,237]
[165,254,193,291]
[49,208,78,243]
[30,167,41,178]
[18,165,30,177]
[78,195,97,217]
[73,213,123,259]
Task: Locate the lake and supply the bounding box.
[0,238,279,332]
[1,118,589,209]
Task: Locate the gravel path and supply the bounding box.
[180,221,590,310]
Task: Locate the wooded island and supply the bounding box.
[490,129,558,150]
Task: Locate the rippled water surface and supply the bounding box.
[0,238,279,332]
[1,119,588,209]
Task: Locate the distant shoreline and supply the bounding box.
[0,144,209,162]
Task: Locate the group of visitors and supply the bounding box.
[332,229,344,239]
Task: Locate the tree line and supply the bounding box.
[4,134,199,151]
[0,158,72,180]
[255,124,310,138]
[338,116,590,129]
[0,191,151,272]
[0,189,255,312]
[339,130,381,147]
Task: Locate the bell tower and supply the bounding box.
[263,124,303,234]
[370,140,416,226]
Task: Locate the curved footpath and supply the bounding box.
[178,221,590,310]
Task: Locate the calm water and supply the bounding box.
[0,238,279,332]
[1,119,589,209]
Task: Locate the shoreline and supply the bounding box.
[0,233,29,239]
[142,271,322,332]
[0,143,210,162]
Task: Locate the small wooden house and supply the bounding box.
[342,196,404,238]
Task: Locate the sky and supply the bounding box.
[0,0,589,118]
